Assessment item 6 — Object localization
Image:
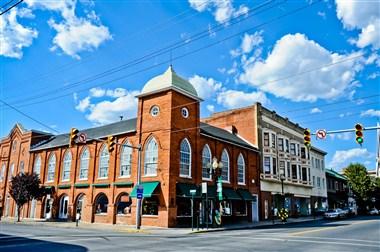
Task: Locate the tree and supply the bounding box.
[343,163,373,212]
[9,172,45,222]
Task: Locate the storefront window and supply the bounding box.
[95,194,108,214]
[221,200,232,216]
[142,196,159,215]
[202,145,212,180]
[177,198,191,217]
[116,193,131,215]
[233,201,247,216]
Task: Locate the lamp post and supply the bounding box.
[211,157,223,227]
[279,168,285,209]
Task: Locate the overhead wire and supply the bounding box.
[3,0,280,106]
[0,0,23,15]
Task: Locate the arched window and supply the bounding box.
[9,163,14,181]
[144,137,158,176]
[47,154,56,182]
[95,193,108,214]
[202,144,212,180]
[237,153,245,184]
[20,161,25,174]
[34,155,41,178]
[120,141,132,177]
[98,145,109,178]
[221,149,230,182]
[0,163,5,181]
[179,138,191,177]
[79,147,89,179]
[62,151,71,181]
[116,193,132,215]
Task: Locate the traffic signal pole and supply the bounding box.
[311,126,380,135]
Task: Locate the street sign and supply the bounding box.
[316,129,327,140]
[189,189,197,195]
[78,132,87,143]
[137,185,144,199]
[202,182,207,194]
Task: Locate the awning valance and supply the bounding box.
[223,188,242,200]
[176,183,201,198]
[130,181,160,198]
[237,189,254,201]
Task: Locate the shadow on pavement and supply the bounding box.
[0,233,88,252]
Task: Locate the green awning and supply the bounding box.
[130,181,160,198]
[237,189,254,201]
[92,183,110,188]
[75,183,90,188]
[223,188,242,200]
[176,183,201,198]
[113,181,134,187]
[58,184,71,189]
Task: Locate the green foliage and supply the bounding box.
[343,163,373,207]
[9,172,46,222]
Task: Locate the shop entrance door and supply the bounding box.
[251,194,259,222]
[59,195,69,219]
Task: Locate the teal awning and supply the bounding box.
[58,184,71,189]
[176,183,201,198]
[74,183,89,188]
[237,189,254,201]
[130,181,160,198]
[223,188,242,200]
[113,181,134,187]
[92,183,110,188]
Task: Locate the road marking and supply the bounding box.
[232,236,380,248]
[290,219,380,236]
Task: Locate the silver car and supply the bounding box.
[324,208,346,219]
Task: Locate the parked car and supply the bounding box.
[324,208,346,219]
[342,207,354,217]
[368,208,379,215]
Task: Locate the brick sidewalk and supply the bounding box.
[0,216,323,236]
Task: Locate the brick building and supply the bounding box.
[0,66,260,227]
[203,103,327,220]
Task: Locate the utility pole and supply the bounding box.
[136,144,142,229]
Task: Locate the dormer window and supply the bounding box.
[150,106,160,117]
[181,107,189,118]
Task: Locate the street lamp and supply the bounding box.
[279,168,285,209]
[210,157,223,227]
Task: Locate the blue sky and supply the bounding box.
[1,0,379,171]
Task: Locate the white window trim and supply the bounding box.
[79,147,89,180]
[221,149,230,183]
[119,175,131,179]
[61,151,71,182]
[98,145,109,179]
[237,153,245,185]
[119,141,132,178]
[179,138,192,178]
[46,154,56,182]
[202,144,212,180]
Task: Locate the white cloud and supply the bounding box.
[317,11,326,19]
[26,0,112,59]
[310,107,322,114]
[329,148,374,169]
[217,90,269,109]
[361,109,380,117]
[75,87,139,124]
[368,72,380,80]
[335,0,380,49]
[206,104,215,113]
[188,0,249,24]
[239,33,363,102]
[188,75,222,99]
[89,87,106,97]
[75,96,91,112]
[230,31,263,57]
[335,132,352,140]
[0,8,38,59]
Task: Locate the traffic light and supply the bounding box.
[69,128,79,147]
[355,123,364,145]
[304,128,311,148]
[107,135,115,152]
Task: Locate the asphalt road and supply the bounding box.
[0,216,379,252]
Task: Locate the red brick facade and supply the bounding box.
[0,70,261,227]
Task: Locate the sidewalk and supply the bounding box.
[0,216,323,236]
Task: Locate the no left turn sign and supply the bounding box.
[316,129,327,140]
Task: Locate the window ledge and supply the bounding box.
[142,215,158,218]
[202,178,212,181]
[117,214,131,216]
[98,177,108,180]
[118,175,131,179]
[143,174,157,177]
[79,178,88,181]
[95,213,108,216]
[238,182,246,186]
[61,179,70,182]
[179,175,192,179]
[222,180,230,184]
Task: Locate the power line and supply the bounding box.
[3,0,281,106]
[0,99,60,134]
[0,0,23,15]
[2,1,322,110]
[6,0,213,91]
